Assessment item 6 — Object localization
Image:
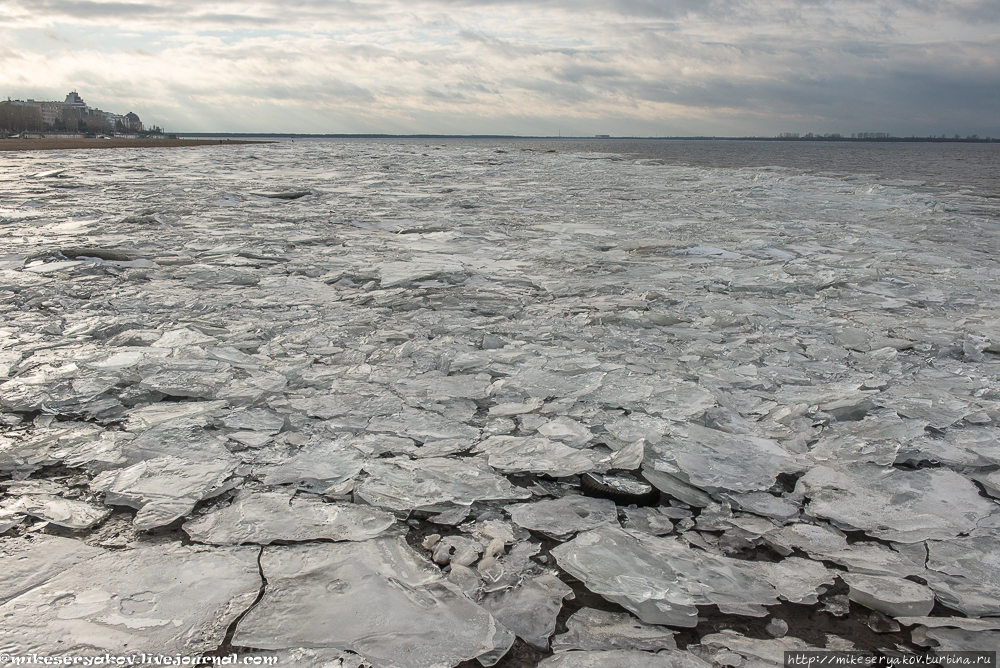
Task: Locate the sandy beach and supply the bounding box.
[0,137,272,151]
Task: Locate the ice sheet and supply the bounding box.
[4,141,1000,662]
[183,489,397,544]
[233,537,513,667]
[0,543,261,654]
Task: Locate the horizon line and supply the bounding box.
[171,133,998,143]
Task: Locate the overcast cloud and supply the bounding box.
[1,0,997,135]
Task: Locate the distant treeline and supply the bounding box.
[767,135,995,143]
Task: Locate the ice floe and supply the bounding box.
[183,489,397,544]
[233,537,513,667]
[0,543,261,654]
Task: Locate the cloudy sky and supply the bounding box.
[1,0,997,135]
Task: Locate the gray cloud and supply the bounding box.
[0,0,997,135]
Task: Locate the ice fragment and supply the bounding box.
[646,424,803,494]
[356,456,530,511]
[481,573,574,650]
[183,489,396,545]
[91,455,238,529]
[551,526,810,627]
[841,573,935,617]
[0,544,260,654]
[551,608,678,652]
[234,537,513,667]
[924,528,1000,617]
[3,494,110,529]
[506,495,618,538]
[473,436,596,477]
[800,464,995,543]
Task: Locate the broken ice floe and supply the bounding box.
[356,455,530,511]
[0,543,261,654]
[900,617,1000,651]
[233,537,513,667]
[506,495,617,538]
[762,521,924,576]
[644,424,803,495]
[260,440,365,492]
[696,630,834,665]
[551,525,832,627]
[912,626,1000,651]
[551,608,678,652]
[0,422,126,477]
[2,493,110,529]
[4,141,1000,663]
[183,489,397,544]
[841,573,935,617]
[482,572,574,651]
[473,436,597,477]
[923,528,1000,617]
[91,456,238,530]
[798,464,995,543]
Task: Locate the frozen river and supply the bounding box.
[1,140,999,666]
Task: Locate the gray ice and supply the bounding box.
[799,464,995,543]
[0,544,261,654]
[506,495,618,538]
[233,537,513,667]
[551,526,825,627]
[356,455,530,511]
[551,608,678,652]
[183,489,397,544]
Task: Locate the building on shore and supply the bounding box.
[1,91,143,134]
[124,112,143,132]
[0,99,43,133]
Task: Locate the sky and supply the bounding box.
[1,0,998,136]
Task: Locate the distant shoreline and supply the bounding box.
[0,138,274,152]
[176,133,999,143]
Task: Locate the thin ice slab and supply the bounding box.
[763,522,925,576]
[91,455,238,530]
[233,537,513,668]
[183,490,397,545]
[3,494,111,529]
[473,436,596,477]
[799,464,995,543]
[924,528,1000,617]
[841,573,935,617]
[261,441,365,491]
[0,544,261,654]
[481,573,574,651]
[356,456,530,511]
[551,526,817,627]
[697,630,828,665]
[646,424,802,494]
[551,608,678,652]
[506,495,618,538]
[912,626,1000,651]
[538,649,711,668]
